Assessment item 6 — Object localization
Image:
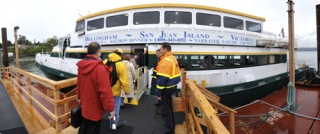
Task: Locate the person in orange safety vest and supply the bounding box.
[156,42,181,134]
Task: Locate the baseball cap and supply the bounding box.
[114,48,123,54]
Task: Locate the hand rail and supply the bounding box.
[180,68,236,134]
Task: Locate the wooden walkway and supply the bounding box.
[0,77,185,134]
[0,66,232,134]
[0,79,28,133]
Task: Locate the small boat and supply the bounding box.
[35,3,309,107]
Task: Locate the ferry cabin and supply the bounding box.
[38,4,294,106]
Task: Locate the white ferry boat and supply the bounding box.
[35,3,308,107]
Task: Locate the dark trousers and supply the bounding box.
[78,118,101,134]
[161,87,175,134]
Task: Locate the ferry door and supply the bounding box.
[58,38,64,58]
[131,45,147,69]
[58,38,69,59]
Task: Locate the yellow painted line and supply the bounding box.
[149,51,286,55]
[77,3,265,22]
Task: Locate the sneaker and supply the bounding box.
[120,104,125,108]
[117,123,122,129]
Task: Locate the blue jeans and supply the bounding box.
[120,97,124,105]
[110,96,121,129]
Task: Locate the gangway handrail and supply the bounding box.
[180,68,235,134]
[0,66,78,133]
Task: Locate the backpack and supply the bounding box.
[105,59,122,87]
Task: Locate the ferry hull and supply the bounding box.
[209,67,309,107]
[35,62,76,81]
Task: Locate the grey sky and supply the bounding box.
[0,0,319,47]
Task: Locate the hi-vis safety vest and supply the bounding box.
[156,52,181,90]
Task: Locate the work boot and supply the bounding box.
[154,100,161,106]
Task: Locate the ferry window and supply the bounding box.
[244,55,255,65]
[66,53,77,59]
[256,55,268,65]
[203,55,216,69]
[224,17,243,30]
[80,53,87,59]
[246,21,261,33]
[75,20,85,32]
[230,55,242,66]
[165,11,192,24]
[174,55,187,68]
[190,55,203,69]
[280,55,287,63]
[106,14,128,27]
[216,55,227,67]
[269,55,275,64]
[134,11,160,25]
[50,52,59,57]
[196,13,221,27]
[101,53,109,60]
[87,18,104,31]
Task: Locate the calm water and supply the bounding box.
[11,51,319,78]
[296,51,318,71]
[9,58,45,77]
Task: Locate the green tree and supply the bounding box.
[18,35,32,45]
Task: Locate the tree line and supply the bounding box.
[0,35,57,57]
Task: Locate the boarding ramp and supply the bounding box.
[178,69,236,134]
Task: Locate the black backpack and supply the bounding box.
[105,59,122,87]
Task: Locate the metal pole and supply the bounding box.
[1,28,9,67]
[288,0,295,84]
[316,4,320,74]
[14,26,20,68]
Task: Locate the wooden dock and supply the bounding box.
[0,66,233,134]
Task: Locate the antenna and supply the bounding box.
[78,13,83,17]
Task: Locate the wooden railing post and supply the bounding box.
[53,88,62,133]
[27,77,32,105]
[230,112,235,134]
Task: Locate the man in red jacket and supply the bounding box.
[77,42,115,134]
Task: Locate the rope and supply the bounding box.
[286,82,295,106]
[260,100,320,121]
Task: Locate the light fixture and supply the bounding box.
[175,11,179,15]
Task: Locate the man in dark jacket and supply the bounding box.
[77,42,115,134]
[151,49,162,106]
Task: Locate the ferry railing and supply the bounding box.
[124,66,148,105]
[0,66,77,133]
[180,68,235,134]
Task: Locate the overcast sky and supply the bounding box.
[0,0,319,47]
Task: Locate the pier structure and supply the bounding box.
[0,67,235,134]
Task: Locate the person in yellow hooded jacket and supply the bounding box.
[103,48,130,129]
[156,42,181,134]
